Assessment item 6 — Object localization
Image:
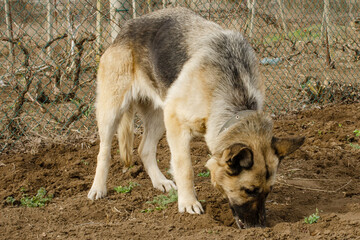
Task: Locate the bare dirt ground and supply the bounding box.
[1,103,360,239]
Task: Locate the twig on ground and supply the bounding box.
[277,179,353,193]
[113,207,121,213]
[344,44,360,61]
[334,180,353,192]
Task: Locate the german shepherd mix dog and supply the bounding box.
[88,7,304,228]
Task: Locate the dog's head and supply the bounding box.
[206,112,304,229]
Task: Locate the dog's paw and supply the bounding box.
[87,185,107,200]
[152,178,177,192]
[178,199,204,214]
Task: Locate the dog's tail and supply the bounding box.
[117,104,135,171]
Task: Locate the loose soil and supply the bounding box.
[1,103,360,239]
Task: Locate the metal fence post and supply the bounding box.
[96,0,103,62]
[4,0,15,72]
[47,0,55,58]
[110,0,131,42]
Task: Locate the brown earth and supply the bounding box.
[1,103,360,240]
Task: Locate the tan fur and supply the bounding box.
[205,112,276,200]
[88,41,177,200]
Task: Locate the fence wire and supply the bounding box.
[1,0,359,152]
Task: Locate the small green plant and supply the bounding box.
[114,182,139,193]
[6,196,15,205]
[206,230,220,235]
[83,104,93,117]
[20,187,53,207]
[141,208,154,213]
[304,208,320,224]
[145,188,178,211]
[81,159,89,166]
[71,98,81,106]
[354,129,360,137]
[349,143,360,150]
[197,171,210,178]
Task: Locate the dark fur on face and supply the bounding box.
[225,144,254,176]
[230,196,266,229]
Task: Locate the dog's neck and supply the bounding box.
[205,108,261,153]
[218,110,257,135]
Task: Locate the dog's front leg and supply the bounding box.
[164,112,204,214]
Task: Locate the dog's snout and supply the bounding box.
[230,199,266,229]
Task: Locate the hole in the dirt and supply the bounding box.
[39,162,54,169]
[68,171,83,180]
[206,199,236,228]
[266,207,306,227]
[206,193,308,229]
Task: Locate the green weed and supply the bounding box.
[197,171,210,178]
[83,104,93,117]
[140,208,154,213]
[349,143,360,150]
[81,159,89,166]
[304,208,320,224]
[20,187,53,207]
[71,98,82,107]
[264,24,321,43]
[206,230,220,235]
[354,129,360,137]
[114,182,139,193]
[144,188,178,211]
[6,196,15,205]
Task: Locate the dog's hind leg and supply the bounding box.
[137,102,176,192]
[88,45,133,200]
[88,101,124,200]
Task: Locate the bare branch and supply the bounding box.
[43,33,68,50]
[63,104,89,129]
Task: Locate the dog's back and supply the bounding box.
[112,7,263,112]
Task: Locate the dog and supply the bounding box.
[88,7,304,228]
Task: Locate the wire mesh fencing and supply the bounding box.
[1,0,359,152]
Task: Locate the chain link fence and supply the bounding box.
[1,0,359,152]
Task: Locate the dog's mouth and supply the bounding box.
[230,202,266,229]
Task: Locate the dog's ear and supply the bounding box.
[205,157,219,187]
[271,136,305,159]
[222,144,253,176]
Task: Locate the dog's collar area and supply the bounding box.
[219,110,257,135]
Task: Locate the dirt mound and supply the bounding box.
[1,103,360,239]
